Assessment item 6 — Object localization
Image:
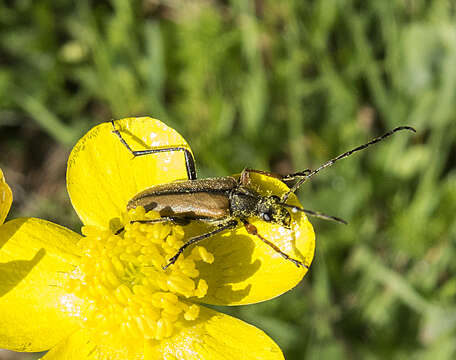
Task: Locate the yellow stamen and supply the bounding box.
[67,207,213,356]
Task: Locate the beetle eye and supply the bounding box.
[262,212,272,221]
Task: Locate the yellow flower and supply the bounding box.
[0,168,12,225]
[0,117,315,359]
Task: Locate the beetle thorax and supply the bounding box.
[230,187,291,226]
[229,189,260,219]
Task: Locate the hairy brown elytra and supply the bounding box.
[111,121,416,269]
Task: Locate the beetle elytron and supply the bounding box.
[112,121,415,269]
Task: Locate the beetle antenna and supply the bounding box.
[280,203,348,225]
[281,126,416,202]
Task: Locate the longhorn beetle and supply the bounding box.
[112,121,415,269]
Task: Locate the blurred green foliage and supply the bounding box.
[1,0,456,359]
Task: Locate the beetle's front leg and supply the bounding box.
[281,169,312,185]
[162,219,239,270]
[240,168,282,186]
[240,168,312,188]
[242,220,308,268]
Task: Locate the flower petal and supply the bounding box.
[145,306,284,360]
[40,329,97,360]
[42,309,281,360]
[0,168,12,225]
[0,218,82,352]
[194,173,315,305]
[67,117,193,228]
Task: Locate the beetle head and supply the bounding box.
[257,195,291,227]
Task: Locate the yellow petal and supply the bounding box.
[40,329,97,360]
[42,310,283,360]
[0,168,12,225]
[145,306,284,360]
[0,218,82,352]
[192,173,315,305]
[67,117,192,228]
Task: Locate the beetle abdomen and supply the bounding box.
[128,192,230,219]
[127,177,237,219]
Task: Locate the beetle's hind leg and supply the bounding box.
[163,219,239,270]
[110,120,197,180]
[242,220,308,268]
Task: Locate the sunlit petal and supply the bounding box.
[146,306,284,360]
[0,168,12,225]
[40,329,97,360]
[0,218,82,351]
[67,117,192,228]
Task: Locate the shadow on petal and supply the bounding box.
[196,232,260,304]
[0,218,28,250]
[0,248,46,296]
[0,218,48,296]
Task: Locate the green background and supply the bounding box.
[1,0,455,359]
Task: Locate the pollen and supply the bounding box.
[66,207,213,354]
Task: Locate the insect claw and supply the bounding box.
[114,227,124,235]
[289,257,308,269]
[162,260,173,270]
[110,119,117,132]
[162,255,179,270]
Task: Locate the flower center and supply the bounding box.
[67,207,213,353]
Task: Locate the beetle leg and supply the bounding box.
[281,169,312,183]
[162,219,239,270]
[114,217,190,235]
[240,168,312,188]
[114,227,125,235]
[242,220,308,268]
[240,168,283,186]
[111,120,197,180]
[131,217,191,226]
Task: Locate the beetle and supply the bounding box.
[111,121,415,269]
